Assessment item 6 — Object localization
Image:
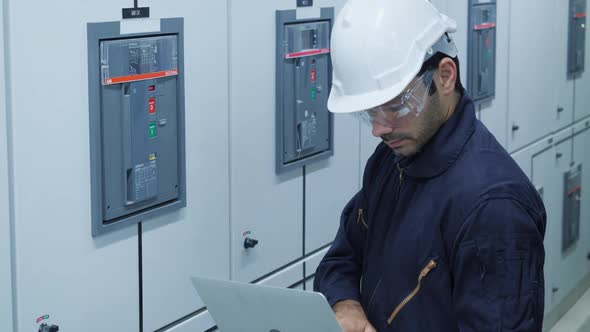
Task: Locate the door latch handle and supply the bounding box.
[244,238,259,249]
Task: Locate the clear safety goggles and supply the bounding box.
[355,69,435,128]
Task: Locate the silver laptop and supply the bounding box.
[191,276,343,332]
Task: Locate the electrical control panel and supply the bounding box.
[276,8,334,173]
[568,0,587,76]
[562,163,582,253]
[87,19,186,236]
[468,0,497,104]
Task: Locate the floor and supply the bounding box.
[550,287,590,332]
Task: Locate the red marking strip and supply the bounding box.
[568,185,582,196]
[285,48,330,59]
[104,69,179,85]
[474,22,497,30]
[575,12,587,18]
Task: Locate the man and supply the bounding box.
[314,1,547,331]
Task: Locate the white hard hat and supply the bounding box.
[328,0,458,114]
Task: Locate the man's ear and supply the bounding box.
[435,57,457,96]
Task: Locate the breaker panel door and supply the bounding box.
[468,0,497,104]
[568,0,587,76]
[88,21,186,236]
[276,10,334,173]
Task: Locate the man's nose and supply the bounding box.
[372,120,393,138]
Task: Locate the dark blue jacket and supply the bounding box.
[314,95,546,331]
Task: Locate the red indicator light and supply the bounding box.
[311,69,316,82]
[148,98,156,114]
[148,85,155,91]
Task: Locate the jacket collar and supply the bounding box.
[396,93,476,179]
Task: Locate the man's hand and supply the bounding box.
[332,300,377,332]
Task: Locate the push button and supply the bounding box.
[148,122,157,138]
[148,97,156,114]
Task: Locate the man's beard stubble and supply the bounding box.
[381,93,445,157]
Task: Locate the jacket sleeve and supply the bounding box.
[313,189,368,307]
[452,198,546,332]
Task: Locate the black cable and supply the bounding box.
[138,223,144,332]
[134,0,138,8]
[302,165,306,257]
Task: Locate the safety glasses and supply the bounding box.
[355,69,435,128]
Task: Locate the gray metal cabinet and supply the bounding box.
[256,261,304,288]
[551,133,588,309]
[305,278,316,293]
[139,2,231,331]
[229,0,305,283]
[359,126,381,186]
[508,0,573,152]
[430,0,448,14]
[0,5,13,328]
[477,0,510,149]
[575,25,590,121]
[161,311,216,332]
[6,1,141,330]
[87,21,186,237]
[0,130,12,332]
[229,0,345,283]
[305,114,359,255]
[533,130,574,313]
[532,145,558,313]
[573,122,590,276]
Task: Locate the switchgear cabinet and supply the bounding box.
[87,19,186,236]
[563,163,582,253]
[568,0,587,76]
[468,0,497,104]
[276,8,334,173]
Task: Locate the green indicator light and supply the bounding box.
[148,122,157,138]
[311,88,317,100]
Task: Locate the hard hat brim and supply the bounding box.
[328,71,416,114]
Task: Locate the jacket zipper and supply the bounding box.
[357,209,368,229]
[387,259,437,325]
[367,162,406,318]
